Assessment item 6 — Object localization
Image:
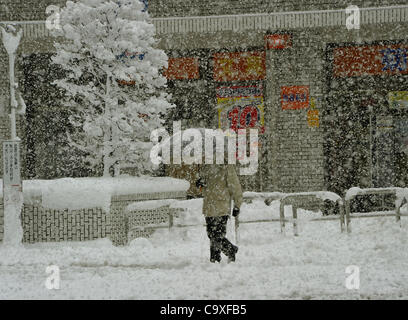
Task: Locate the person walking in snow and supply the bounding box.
[196,164,243,263]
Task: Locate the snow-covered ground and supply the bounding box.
[1,199,408,299]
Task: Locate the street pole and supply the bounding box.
[369,105,373,188]
[1,25,22,140]
[1,25,24,245]
[8,46,17,140]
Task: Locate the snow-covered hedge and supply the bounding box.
[1,176,189,213]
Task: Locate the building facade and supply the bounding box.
[1,1,408,195]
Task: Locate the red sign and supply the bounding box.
[217,86,265,134]
[281,86,309,110]
[333,45,408,77]
[163,57,200,80]
[213,51,266,82]
[265,34,292,50]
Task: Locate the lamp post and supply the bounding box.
[1,25,22,140]
[1,24,24,245]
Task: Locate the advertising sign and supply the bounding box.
[217,85,265,134]
[333,45,408,77]
[213,51,266,82]
[281,86,309,110]
[163,57,200,80]
[265,34,292,50]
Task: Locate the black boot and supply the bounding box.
[228,245,239,263]
[210,244,221,263]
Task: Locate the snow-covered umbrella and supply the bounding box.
[159,127,236,166]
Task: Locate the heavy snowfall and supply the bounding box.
[1,0,408,301]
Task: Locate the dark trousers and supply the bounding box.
[205,216,236,261]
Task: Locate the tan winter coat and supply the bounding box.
[199,164,243,217]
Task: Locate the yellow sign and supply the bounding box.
[307,97,319,128]
[388,91,408,109]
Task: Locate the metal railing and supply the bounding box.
[344,187,408,233]
[276,192,344,236]
[124,188,408,243]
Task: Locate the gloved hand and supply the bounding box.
[232,207,240,217]
[196,178,206,189]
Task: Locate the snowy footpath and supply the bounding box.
[1,199,408,299]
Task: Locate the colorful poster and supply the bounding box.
[217,85,265,134]
[213,51,266,82]
[333,45,408,77]
[281,86,309,110]
[265,34,292,50]
[163,57,200,80]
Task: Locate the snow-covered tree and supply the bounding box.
[52,0,173,177]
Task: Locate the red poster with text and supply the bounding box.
[281,86,309,110]
[333,45,408,77]
[163,57,200,80]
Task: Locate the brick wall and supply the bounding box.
[0,0,68,21]
[0,190,186,245]
[21,203,109,243]
[265,30,327,192]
